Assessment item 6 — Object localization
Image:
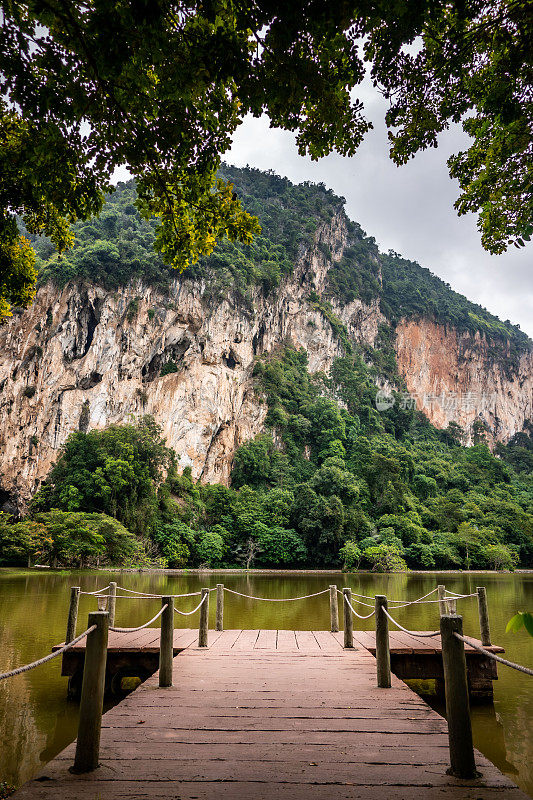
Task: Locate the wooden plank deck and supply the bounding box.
[15,631,528,800]
[54,627,505,655]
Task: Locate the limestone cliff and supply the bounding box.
[0,208,531,510]
[0,212,383,507]
[395,318,533,445]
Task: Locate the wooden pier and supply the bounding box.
[14,629,528,800]
[56,626,504,700]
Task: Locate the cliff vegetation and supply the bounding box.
[28,166,531,356]
[1,348,531,571]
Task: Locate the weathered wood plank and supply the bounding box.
[311,630,343,651]
[255,630,277,650]
[295,630,321,652]
[22,630,522,800]
[231,629,260,650]
[12,781,529,800]
[276,630,298,651]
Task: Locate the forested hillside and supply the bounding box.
[2,166,531,571]
[2,345,532,571]
[27,166,531,354]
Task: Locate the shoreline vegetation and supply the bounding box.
[4,567,533,576]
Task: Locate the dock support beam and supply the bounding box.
[440,615,478,779]
[108,582,117,628]
[477,586,491,646]
[198,587,210,647]
[343,588,353,648]
[329,585,339,633]
[375,595,391,688]
[65,586,80,644]
[159,596,174,687]
[72,611,109,773]
[216,584,224,631]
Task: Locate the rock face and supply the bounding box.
[395,318,533,445]
[0,210,531,508]
[0,212,383,507]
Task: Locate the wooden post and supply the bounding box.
[446,598,457,615]
[343,588,353,648]
[440,615,478,779]
[329,585,339,633]
[477,586,491,646]
[65,586,80,644]
[108,581,117,627]
[72,611,109,773]
[438,584,447,617]
[375,595,391,688]
[216,584,224,632]
[198,587,209,647]
[159,596,174,687]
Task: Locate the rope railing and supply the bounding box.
[174,594,210,616]
[80,588,202,599]
[82,585,110,595]
[223,587,330,602]
[109,604,168,633]
[348,586,439,604]
[0,626,96,682]
[344,596,376,620]
[454,632,533,677]
[339,587,476,609]
[116,586,203,598]
[381,607,440,637]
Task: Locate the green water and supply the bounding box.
[0,570,532,794]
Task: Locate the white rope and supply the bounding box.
[338,591,375,609]
[174,594,209,616]
[114,586,202,598]
[344,596,376,620]
[82,585,110,595]
[337,589,475,609]
[381,607,440,637]
[109,604,168,633]
[345,587,438,603]
[223,587,330,602]
[80,589,202,599]
[454,633,533,677]
[0,626,96,681]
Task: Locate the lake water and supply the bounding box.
[0,570,532,795]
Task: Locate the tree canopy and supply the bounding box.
[1,0,531,317]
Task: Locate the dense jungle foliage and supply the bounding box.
[1,348,531,571]
[30,166,529,352]
[3,166,530,570]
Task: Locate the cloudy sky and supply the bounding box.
[227,85,532,339]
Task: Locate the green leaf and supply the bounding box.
[506,613,524,634]
[522,613,533,638]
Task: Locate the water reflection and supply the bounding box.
[0,569,531,794]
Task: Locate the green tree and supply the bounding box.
[362,542,407,573]
[33,511,140,567]
[32,416,174,536]
[253,522,307,567]
[153,521,194,567]
[0,513,48,565]
[339,540,362,571]
[3,1,530,318]
[197,527,226,567]
[482,543,519,571]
